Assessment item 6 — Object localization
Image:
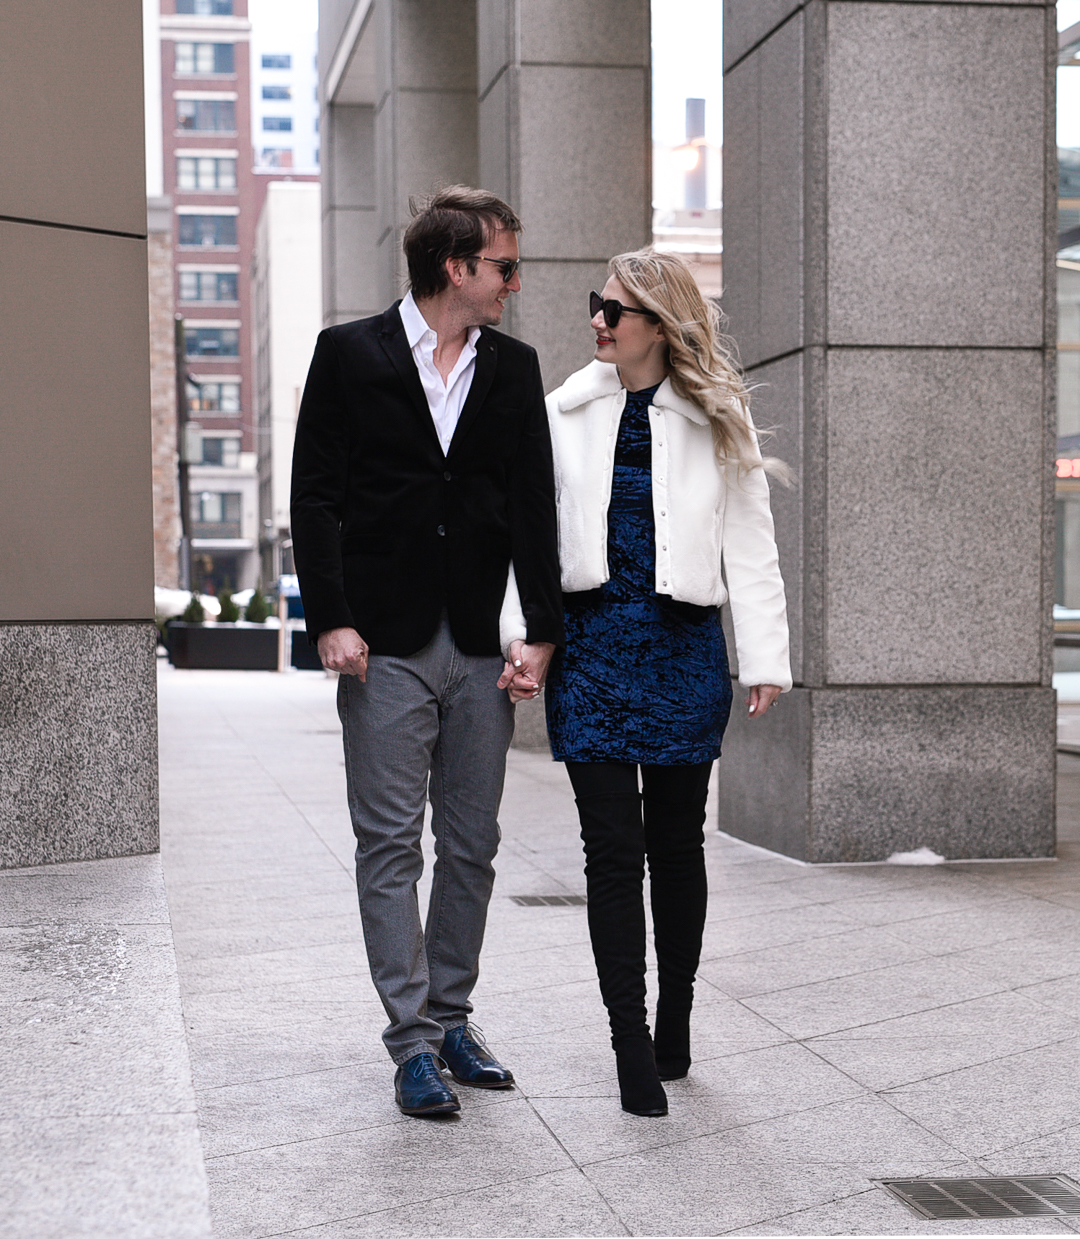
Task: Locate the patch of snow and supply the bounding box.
[885,847,945,866]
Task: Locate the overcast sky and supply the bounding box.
[651,0,723,148]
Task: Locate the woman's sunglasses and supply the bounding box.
[590,291,660,329]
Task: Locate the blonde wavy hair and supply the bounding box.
[608,248,766,473]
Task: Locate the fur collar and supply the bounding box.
[554,361,708,426]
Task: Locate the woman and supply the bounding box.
[502,248,791,1117]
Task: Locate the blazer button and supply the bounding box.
[437,525,446,536]
[443,471,452,481]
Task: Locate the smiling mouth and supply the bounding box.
[596,335,615,346]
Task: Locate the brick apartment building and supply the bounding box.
[156,0,317,596]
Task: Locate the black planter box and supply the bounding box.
[167,622,279,670]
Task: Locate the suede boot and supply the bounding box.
[643,778,709,1081]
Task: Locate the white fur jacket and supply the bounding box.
[501,360,792,690]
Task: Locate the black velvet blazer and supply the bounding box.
[290,304,564,657]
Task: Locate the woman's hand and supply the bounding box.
[747,684,782,718]
[497,640,556,702]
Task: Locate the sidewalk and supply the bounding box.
[155,666,1080,1238]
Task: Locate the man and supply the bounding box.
[291,186,563,1116]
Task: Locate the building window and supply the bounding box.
[191,491,242,539]
[200,436,241,467]
[187,380,240,412]
[176,156,236,190]
[177,98,236,132]
[262,116,292,132]
[262,84,291,100]
[175,42,233,74]
[179,270,238,302]
[178,214,237,247]
[258,147,293,168]
[262,53,291,69]
[177,0,234,14]
[185,327,240,357]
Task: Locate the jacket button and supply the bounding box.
[443,471,452,481]
[662,580,668,586]
[662,545,668,551]
[437,525,445,536]
[660,510,666,516]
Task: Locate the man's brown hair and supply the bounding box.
[402,185,523,300]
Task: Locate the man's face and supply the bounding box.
[456,227,521,327]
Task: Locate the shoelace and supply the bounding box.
[454,1023,487,1051]
[406,1052,448,1079]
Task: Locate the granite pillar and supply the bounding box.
[719,1,1057,860]
[476,0,652,385]
[0,1,159,869]
[372,0,479,304]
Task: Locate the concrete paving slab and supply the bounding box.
[582,1096,964,1236]
[697,923,927,998]
[884,1038,1080,1156]
[531,1041,866,1165]
[0,1113,212,1239]
[806,990,1080,1090]
[0,853,211,1238]
[287,1167,628,1238]
[205,1097,574,1239]
[741,954,1008,1040]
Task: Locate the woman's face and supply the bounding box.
[591,276,667,370]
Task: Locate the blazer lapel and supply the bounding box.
[448,330,497,456]
[377,306,442,452]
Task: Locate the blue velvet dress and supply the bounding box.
[545,383,733,765]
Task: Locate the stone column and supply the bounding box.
[719,0,1057,861]
[476,0,652,385]
[373,0,478,304]
[0,0,159,867]
[320,0,381,325]
[321,0,478,319]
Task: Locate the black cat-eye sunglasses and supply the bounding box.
[590,290,661,329]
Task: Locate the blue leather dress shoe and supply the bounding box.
[441,1024,515,1089]
[394,1053,460,1115]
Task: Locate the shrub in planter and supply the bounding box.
[217,589,241,622]
[180,592,205,623]
[245,587,271,624]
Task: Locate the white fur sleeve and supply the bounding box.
[498,561,528,660]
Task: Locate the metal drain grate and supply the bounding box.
[879,1177,1080,1220]
[510,894,587,907]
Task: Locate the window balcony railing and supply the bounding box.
[191,520,242,540]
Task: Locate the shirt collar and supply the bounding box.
[399,291,482,355]
[399,291,434,350]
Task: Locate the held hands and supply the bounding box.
[497,640,556,703]
[317,626,369,679]
[747,684,782,718]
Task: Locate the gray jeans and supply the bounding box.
[336,617,514,1064]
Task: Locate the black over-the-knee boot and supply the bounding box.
[569,767,667,1116]
[642,763,711,1080]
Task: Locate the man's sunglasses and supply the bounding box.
[469,255,520,283]
[590,291,660,329]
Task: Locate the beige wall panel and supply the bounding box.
[824,347,1044,685]
[0,0,146,236]
[0,220,154,621]
[518,0,649,67]
[518,66,649,260]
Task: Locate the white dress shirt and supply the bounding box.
[398,291,480,454]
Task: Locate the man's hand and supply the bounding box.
[746,684,782,718]
[317,627,369,679]
[497,640,555,703]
